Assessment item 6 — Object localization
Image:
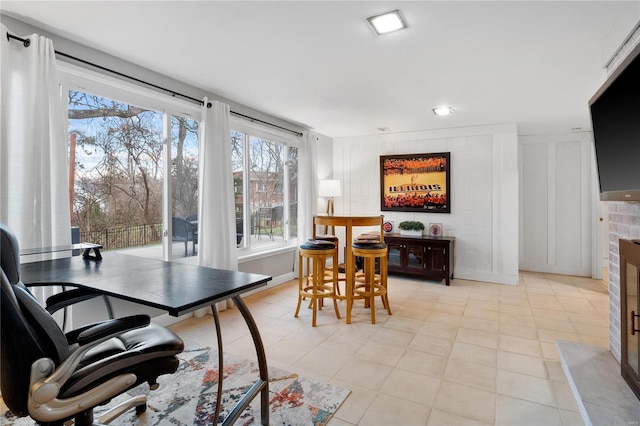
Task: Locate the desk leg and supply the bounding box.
[221,296,269,426]
[210,304,224,425]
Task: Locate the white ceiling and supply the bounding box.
[0,1,635,138]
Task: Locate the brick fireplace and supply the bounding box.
[619,239,640,398]
[608,202,640,363]
[603,24,640,365]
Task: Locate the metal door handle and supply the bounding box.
[632,310,640,335]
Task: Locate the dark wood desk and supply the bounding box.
[21,252,272,426]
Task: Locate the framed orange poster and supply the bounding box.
[380,152,450,213]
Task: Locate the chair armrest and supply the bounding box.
[25,283,115,330]
[44,287,107,314]
[24,282,75,291]
[76,315,149,345]
[30,314,151,405]
[64,314,150,345]
[23,282,101,313]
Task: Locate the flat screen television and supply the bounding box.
[589,41,640,201]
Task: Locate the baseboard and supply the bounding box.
[519,263,591,277]
[453,268,519,285]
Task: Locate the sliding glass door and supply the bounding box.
[169,116,199,259]
[67,89,164,256]
[61,64,200,261]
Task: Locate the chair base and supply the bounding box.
[29,394,147,426]
[31,395,147,426]
[97,395,147,425]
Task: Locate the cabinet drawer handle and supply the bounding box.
[632,310,640,335]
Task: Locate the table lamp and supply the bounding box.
[318,179,341,215]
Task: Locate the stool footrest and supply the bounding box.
[354,283,386,296]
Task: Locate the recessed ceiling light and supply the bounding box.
[367,10,408,35]
[432,106,454,116]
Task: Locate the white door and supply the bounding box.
[519,133,593,276]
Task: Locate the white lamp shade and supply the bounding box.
[318,179,342,197]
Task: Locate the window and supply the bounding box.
[59,63,200,260]
[171,117,199,219]
[59,62,297,258]
[288,146,298,240]
[170,115,199,259]
[231,121,298,250]
[67,89,165,249]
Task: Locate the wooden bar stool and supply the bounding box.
[351,242,392,324]
[295,240,341,326]
[314,234,343,295]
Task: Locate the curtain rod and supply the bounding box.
[6,32,304,138]
[229,111,304,137]
[7,32,30,47]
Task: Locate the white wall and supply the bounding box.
[519,132,594,276]
[333,123,519,285]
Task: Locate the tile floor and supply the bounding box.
[168,271,610,425]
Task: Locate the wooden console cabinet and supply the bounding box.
[384,234,455,285]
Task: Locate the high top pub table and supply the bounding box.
[312,214,384,324]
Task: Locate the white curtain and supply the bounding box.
[292,131,319,277]
[298,131,318,244]
[197,98,237,271]
[0,25,70,256]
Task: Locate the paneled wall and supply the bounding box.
[519,133,594,276]
[333,123,519,285]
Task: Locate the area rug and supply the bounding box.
[2,347,351,425]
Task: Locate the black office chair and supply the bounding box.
[1,224,185,425]
[185,213,198,245]
[270,206,284,239]
[172,217,195,257]
[255,208,271,240]
[236,218,244,246]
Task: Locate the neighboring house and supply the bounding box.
[247,170,283,207]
